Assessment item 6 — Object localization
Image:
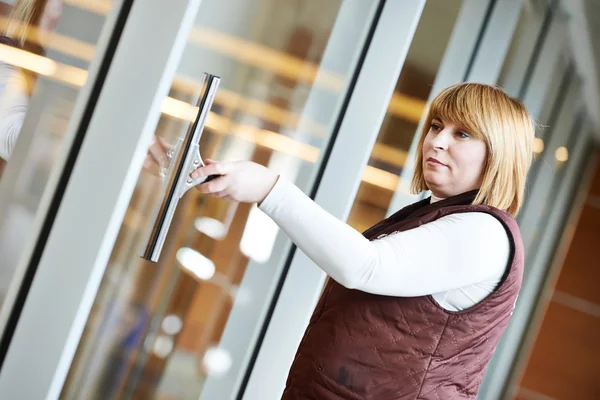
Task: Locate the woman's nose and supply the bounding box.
[430,130,449,150]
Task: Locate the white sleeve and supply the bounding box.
[0,63,28,161]
[259,177,510,297]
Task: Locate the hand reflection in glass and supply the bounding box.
[143,135,172,178]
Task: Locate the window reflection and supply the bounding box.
[0,0,111,309]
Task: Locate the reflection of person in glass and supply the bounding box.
[0,0,64,173]
[0,0,64,298]
[187,83,534,399]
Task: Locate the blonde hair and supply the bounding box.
[5,0,46,46]
[410,82,535,216]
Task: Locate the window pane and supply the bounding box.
[347,0,464,233]
[497,4,547,96]
[0,0,117,308]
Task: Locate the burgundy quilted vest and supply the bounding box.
[281,191,524,400]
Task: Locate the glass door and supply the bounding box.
[55,1,380,399]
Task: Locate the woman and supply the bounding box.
[189,82,534,399]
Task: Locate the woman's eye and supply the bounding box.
[458,131,471,139]
[430,123,441,131]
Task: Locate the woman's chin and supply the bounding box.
[424,176,453,194]
[423,175,444,190]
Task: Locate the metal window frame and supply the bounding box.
[0,1,205,398]
[499,0,553,97]
[519,10,569,118]
[466,0,524,83]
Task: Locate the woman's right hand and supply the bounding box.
[191,160,279,204]
[143,135,170,177]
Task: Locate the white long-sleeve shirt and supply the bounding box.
[258,178,510,311]
[0,61,28,161]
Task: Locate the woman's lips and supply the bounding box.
[426,157,447,167]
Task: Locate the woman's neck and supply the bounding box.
[430,188,480,203]
[431,194,444,203]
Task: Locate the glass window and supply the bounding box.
[60,0,377,399]
[527,110,583,262]
[0,0,117,307]
[524,57,571,199]
[497,3,548,96]
[346,0,464,233]
[522,73,581,248]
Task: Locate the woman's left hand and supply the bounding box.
[190,160,279,204]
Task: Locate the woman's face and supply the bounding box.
[422,117,487,198]
[39,0,64,33]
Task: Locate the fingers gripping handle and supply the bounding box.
[179,145,220,195]
[186,172,219,189]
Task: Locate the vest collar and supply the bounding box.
[411,189,479,220]
[364,190,480,238]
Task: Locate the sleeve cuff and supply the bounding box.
[258,175,289,215]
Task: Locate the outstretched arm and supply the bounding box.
[192,161,509,296]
